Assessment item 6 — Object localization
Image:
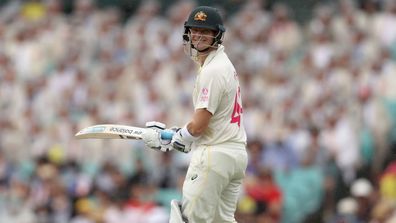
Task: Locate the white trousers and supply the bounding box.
[181,144,248,223]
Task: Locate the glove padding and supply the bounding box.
[142,121,172,152]
[171,127,198,153]
[146,121,166,131]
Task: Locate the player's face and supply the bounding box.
[190,28,216,51]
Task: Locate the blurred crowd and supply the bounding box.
[0,0,396,222]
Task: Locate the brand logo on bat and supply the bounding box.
[109,127,143,135]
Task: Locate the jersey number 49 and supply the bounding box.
[231,86,243,127]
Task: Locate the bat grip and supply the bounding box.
[160,130,174,140]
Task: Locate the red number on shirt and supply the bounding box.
[231,87,243,127]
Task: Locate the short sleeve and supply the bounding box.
[194,70,223,114]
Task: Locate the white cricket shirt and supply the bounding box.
[192,45,247,146]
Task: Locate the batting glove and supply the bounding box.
[142,121,172,152]
[171,126,198,153]
[146,121,166,131]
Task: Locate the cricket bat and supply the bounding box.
[75,124,174,140]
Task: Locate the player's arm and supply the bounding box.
[141,109,212,153]
[186,108,212,136]
[170,108,212,153]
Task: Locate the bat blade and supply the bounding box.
[75,124,145,140]
[75,124,174,140]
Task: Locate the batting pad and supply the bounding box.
[170,199,187,223]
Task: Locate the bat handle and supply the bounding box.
[160,130,174,140]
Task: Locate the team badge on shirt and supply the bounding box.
[200,87,209,102]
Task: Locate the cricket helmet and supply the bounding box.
[183,6,225,44]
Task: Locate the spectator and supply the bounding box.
[244,167,282,222]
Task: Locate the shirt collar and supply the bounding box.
[202,45,224,68]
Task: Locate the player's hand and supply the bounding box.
[171,127,195,153]
[146,121,166,131]
[142,121,172,152]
